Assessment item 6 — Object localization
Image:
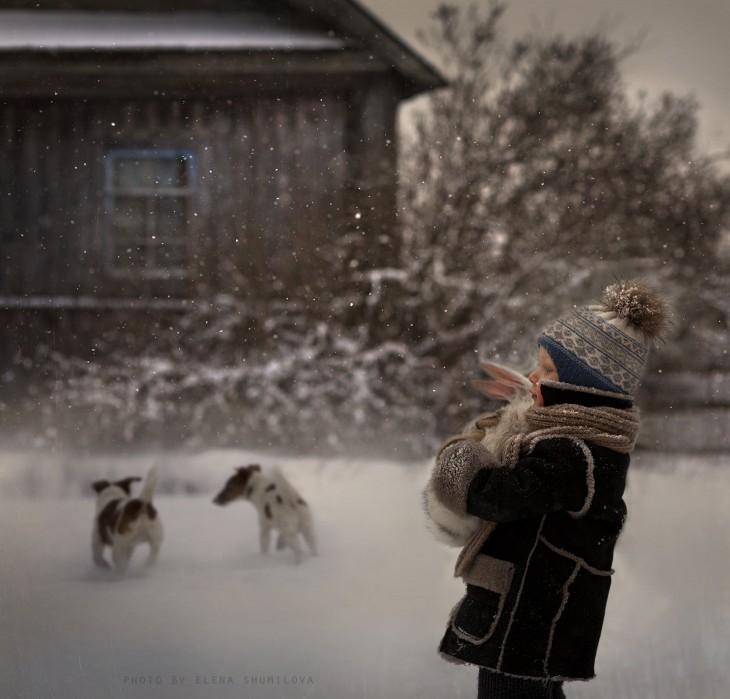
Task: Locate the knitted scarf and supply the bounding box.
[454,403,640,578]
[498,403,639,464]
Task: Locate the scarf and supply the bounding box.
[454,403,640,578]
[498,403,639,464]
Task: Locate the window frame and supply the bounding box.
[102,148,196,279]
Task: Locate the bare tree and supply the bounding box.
[398,2,730,372]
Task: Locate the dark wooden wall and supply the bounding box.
[0,81,398,301]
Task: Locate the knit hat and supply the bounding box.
[537,279,669,398]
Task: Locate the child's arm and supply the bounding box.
[465,438,589,522]
[433,437,589,523]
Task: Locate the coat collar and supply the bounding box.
[540,380,634,409]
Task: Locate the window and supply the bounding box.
[104,149,195,277]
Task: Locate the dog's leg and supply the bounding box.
[145,544,159,567]
[112,544,133,577]
[281,526,304,564]
[300,517,318,556]
[259,524,272,555]
[276,533,286,551]
[145,526,163,567]
[91,528,110,569]
[290,538,303,565]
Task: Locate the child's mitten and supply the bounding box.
[431,439,499,515]
[423,438,500,546]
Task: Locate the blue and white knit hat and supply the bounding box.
[537,280,669,398]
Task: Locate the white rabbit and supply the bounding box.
[423,361,533,547]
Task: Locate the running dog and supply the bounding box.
[91,465,163,576]
[213,465,317,564]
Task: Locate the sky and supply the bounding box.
[362,0,730,159]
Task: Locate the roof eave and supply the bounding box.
[284,0,447,99]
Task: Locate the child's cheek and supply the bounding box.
[534,384,545,407]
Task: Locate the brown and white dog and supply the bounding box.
[213,465,317,564]
[91,465,163,576]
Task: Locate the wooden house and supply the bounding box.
[0,0,445,360]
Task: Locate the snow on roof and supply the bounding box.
[0,10,348,51]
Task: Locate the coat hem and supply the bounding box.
[438,650,595,683]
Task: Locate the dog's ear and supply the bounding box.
[115,477,142,495]
[91,480,111,494]
[236,465,260,474]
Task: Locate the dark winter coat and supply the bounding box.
[438,383,636,682]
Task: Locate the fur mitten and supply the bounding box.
[423,439,500,547]
[424,361,532,547]
[431,440,498,514]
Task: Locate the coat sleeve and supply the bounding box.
[465,437,589,522]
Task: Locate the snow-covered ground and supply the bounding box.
[1,448,729,699]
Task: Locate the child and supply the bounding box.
[425,280,669,699]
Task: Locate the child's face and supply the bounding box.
[528,347,559,406]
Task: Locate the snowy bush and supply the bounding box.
[9,295,449,457]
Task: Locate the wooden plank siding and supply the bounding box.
[0,89,370,301]
[0,1,445,371]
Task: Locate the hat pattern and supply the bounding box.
[536,279,669,399]
[539,308,649,395]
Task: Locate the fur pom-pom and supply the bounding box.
[602,279,669,341]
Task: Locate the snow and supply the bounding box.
[0,11,346,51]
[1,449,729,699]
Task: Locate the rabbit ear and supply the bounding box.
[478,361,531,400]
[471,379,516,400]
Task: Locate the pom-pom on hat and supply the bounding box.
[537,279,670,398]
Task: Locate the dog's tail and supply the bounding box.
[138,465,160,503]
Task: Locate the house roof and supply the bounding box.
[286,0,446,96]
[0,0,446,98]
[0,11,348,52]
